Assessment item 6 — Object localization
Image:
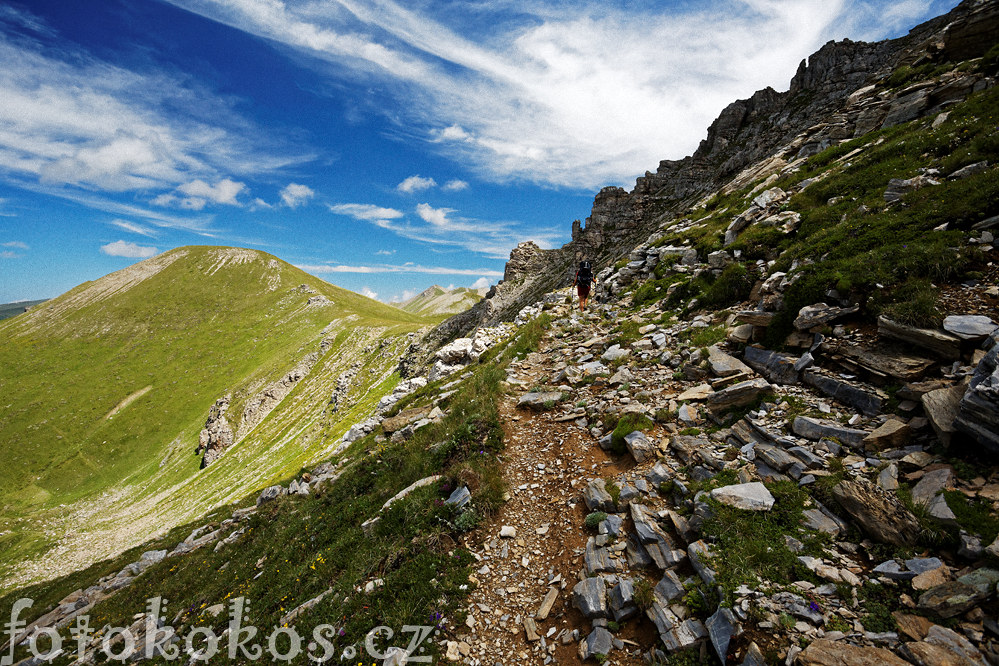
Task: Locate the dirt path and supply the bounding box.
[454,314,658,665]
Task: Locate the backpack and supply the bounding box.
[577,261,593,286]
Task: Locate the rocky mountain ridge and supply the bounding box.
[417,0,999,359]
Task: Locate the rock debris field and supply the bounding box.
[446,292,999,666]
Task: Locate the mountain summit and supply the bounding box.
[0,246,430,586]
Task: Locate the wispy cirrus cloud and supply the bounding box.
[109,219,158,238]
[2,241,28,249]
[329,200,558,258]
[328,203,404,221]
[159,0,953,188]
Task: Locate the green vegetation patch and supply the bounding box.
[943,490,999,544]
[609,413,655,455]
[701,481,828,600]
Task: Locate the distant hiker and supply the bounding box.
[572,260,595,312]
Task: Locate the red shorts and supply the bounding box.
[577,284,591,299]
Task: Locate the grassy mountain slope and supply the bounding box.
[0,246,431,587]
[392,285,485,319]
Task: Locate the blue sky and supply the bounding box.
[0,0,960,303]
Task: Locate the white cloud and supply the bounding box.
[442,179,469,192]
[470,277,491,290]
[2,241,28,249]
[110,219,158,237]
[375,249,396,255]
[177,178,246,206]
[396,174,437,193]
[297,262,504,277]
[160,0,953,188]
[250,197,272,210]
[415,203,456,227]
[360,286,379,300]
[0,250,19,259]
[280,183,315,208]
[100,240,158,258]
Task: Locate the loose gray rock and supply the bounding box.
[572,577,608,619]
[602,345,630,362]
[743,346,800,385]
[706,378,772,411]
[792,416,868,449]
[832,478,921,547]
[710,482,775,511]
[256,485,286,506]
[579,627,614,661]
[942,314,997,340]
[706,607,741,663]
[624,430,655,463]
[917,581,984,618]
[583,478,617,513]
[955,331,999,454]
[517,391,562,410]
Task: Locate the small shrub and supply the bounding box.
[455,509,479,532]
[610,413,655,455]
[605,480,621,506]
[584,512,607,530]
[634,578,654,610]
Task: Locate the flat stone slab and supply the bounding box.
[678,384,714,401]
[879,316,961,360]
[602,344,630,362]
[382,475,441,510]
[707,345,752,377]
[706,377,772,411]
[802,369,884,416]
[794,303,859,330]
[922,383,966,447]
[943,314,997,339]
[797,639,910,666]
[743,346,799,385]
[517,391,562,410]
[911,468,952,506]
[710,482,775,511]
[863,419,911,452]
[792,416,868,449]
[737,311,776,326]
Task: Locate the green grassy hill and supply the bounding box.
[0,246,431,587]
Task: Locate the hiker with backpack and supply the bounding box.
[572,260,596,312]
